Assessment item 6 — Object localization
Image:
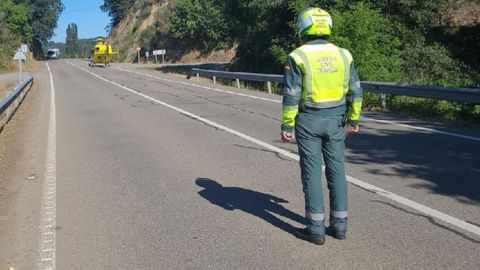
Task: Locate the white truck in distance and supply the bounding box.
[46,48,60,59]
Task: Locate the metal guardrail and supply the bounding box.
[188,68,282,94]
[362,82,480,104]
[188,68,480,104]
[0,75,34,131]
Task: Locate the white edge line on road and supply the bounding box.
[69,62,480,238]
[113,67,283,103]
[361,117,480,141]
[39,63,56,270]
[114,66,480,142]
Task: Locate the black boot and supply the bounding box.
[327,227,347,240]
[332,230,346,240]
[329,217,348,240]
[294,228,325,245]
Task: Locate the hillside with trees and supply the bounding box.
[105,0,479,85]
[104,0,479,124]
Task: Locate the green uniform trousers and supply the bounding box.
[295,108,348,235]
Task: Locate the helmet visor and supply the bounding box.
[297,15,314,33]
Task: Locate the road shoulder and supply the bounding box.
[0,63,50,269]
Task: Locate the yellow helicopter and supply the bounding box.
[88,38,118,66]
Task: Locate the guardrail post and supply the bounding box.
[6,104,12,119]
[213,76,216,85]
[236,79,240,89]
[381,94,387,111]
[267,81,272,94]
[196,73,200,81]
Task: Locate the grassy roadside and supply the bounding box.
[0,82,15,99]
[145,64,480,128]
[0,59,41,74]
[1,59,40,103]
[0,60,17,73]
[363,93,480,128]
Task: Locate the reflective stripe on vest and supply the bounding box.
[290,43,352,108]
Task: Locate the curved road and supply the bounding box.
[0,60,479,269]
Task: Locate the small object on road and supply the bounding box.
[25,174,37,181]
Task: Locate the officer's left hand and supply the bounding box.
[346,124,359,136]
[281,131,295,142]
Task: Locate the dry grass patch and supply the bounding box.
[1,58,41,74]
[23,59,41,72]
[0,82,15,100]
[0,60,19,74]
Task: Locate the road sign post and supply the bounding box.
[153,49,166,64]
[136,47,141,63]
[19,54,21,82]
[13,49,26,82]
[21,44,28,71]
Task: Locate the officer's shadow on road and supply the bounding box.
[196,178,304,236]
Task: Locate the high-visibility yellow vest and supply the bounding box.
[289,42,353,108]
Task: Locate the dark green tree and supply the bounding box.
[166,0,479,123]
[22,0,63,42]
[13,0,64,58]
[3,1,33,42]
[330,3,404,82]
[168,0,230,52]
[101,0,135,27]
[363,0,453,32]
[66,23,80,58]
[227,0,298,73]
[0,0,33,70]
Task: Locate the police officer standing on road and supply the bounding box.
[281,7,363,245]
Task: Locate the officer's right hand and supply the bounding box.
[346,124,359,136]
[281,131,295,142]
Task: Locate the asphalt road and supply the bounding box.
[1,60,479,269]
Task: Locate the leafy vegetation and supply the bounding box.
[101,0,136,27]
[0,0,63,70]
[102,0,480,123]
[167,0,477,84]
[0,0,32,71]
[168,0,230,52]
[18,0,64,43]
[65,23,80,58]
[15,0,64,58]
[166,0,480,124]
